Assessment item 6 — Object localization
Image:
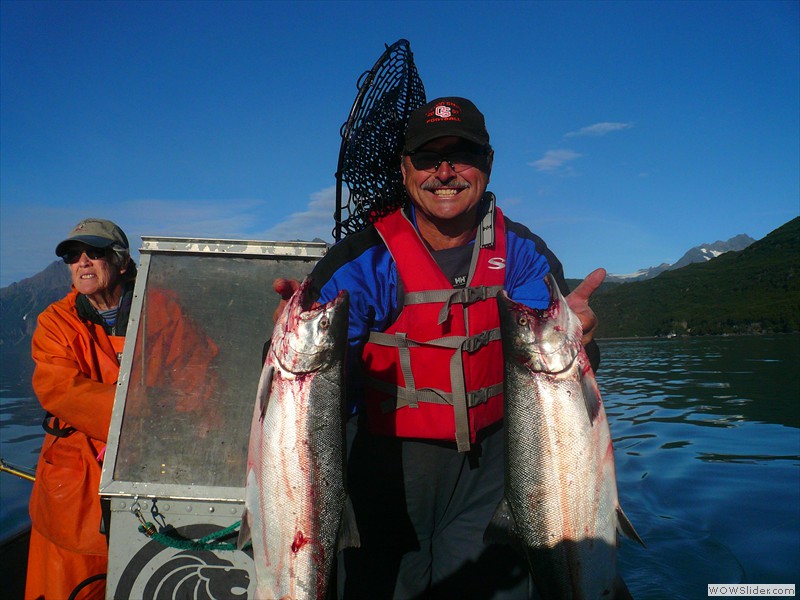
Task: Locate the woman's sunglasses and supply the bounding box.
[60,246,109,264]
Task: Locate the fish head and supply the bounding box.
[271,278,349,374]
[497,274,583,375]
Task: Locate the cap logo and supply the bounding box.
[426,102,462,126]
[435,105,452,118]
[404,97,487,153]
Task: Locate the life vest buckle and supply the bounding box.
[463,331,491,353]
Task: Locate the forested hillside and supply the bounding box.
[592,217,799,338]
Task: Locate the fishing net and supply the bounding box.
[334,39,426,241]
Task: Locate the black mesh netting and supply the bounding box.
[334,39,426,241]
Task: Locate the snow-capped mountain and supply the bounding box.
[607,233,756,283]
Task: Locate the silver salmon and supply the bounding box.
[485,274,643,600]
[239,279,358,599]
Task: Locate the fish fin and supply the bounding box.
[261,339,271,365]
[483,496,518,546]
[237,507,252,550]
[613,574,635,600]
[581,369,602,424]
[617,506,646,547]
[337,494,361,550]
[258,365,274,422]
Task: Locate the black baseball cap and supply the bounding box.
[403,97,490,153]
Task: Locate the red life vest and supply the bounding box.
[361,200,507,451]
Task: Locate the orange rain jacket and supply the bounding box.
[28,285,220,557]
[29,288,122,556]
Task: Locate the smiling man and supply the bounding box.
[275,97,605,599]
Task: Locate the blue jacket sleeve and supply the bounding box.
[310,232,399,410]
[504,217,555,309]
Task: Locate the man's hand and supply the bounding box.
[565,268,606,345]
[272,278,300,323]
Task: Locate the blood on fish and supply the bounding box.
[291,530,308,553]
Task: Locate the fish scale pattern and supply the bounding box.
[492,277,631,600]
[243,282,352,599]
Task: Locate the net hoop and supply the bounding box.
[334,39,426,241]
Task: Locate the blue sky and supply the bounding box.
[1,0,798,287]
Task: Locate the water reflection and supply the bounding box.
[600,334,800,598]
[0,396,41,539]
[600,335,800,429]
[0,397,43,462]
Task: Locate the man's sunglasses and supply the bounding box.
[406,150,489,173]
[60,246,109,264]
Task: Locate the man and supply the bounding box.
[26,218,136,600]
[274,97,604,599]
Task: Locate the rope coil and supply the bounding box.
[130,498,249,552]
[136,520,246,552]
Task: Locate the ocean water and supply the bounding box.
[1,334,798,598]
[0,391,40,539]
[605,334,800,599]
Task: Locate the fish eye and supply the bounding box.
[518,316,528,326]
[319,317,330,330]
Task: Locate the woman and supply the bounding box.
[26,218,135,600]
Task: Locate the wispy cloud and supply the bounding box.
[0,188,339,286]
[122,191,336,245]
[529,149,582,172]
[259,186,336,242]
[123,198,269,239]
[565,122,633,137]
[528,121,633,177]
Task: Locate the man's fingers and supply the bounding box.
[570,268,607,303]
[272,278,301,323]
[273,278,301,300]
[564,268,604,344]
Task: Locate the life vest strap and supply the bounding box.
[369,377,503,411]
[367,328,501,351]
[396,333,417,408]
[404,285,505,325]
[365,327,502,452]
[478,192,496,248]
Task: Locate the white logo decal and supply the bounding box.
[487,257,506,270]
[435,105,452,118]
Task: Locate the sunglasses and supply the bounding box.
[406,149,489,173]
[60,246,109,264]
